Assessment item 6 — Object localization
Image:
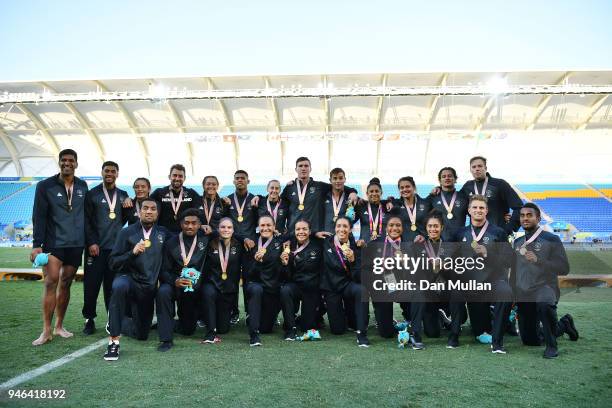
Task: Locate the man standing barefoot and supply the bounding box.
[30,149,88,346]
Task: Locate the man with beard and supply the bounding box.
[31,149,88,346]
[150,164,201,234]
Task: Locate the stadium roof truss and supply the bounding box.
[0,71,610,178]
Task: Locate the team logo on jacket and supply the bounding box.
[419,204,425,211]
[231,247,237,255]
[534,242,543,252]
[309,187,315,193]
[483,236,490,244]
[310,251,317,258]
[76,189,83,198]
[455,201,462,207]
[157,234,164,243]
[274,242,280,249]
[198,242,205,250]
[485,190,492,198]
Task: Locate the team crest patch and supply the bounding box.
[309,187,315,193]
[198,242,205,250]
[231,247,237,255]
[157,234,164,243]
[534,242,543,251]
[483,236,490,244]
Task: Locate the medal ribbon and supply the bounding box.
[142,226,153,242]
[332,192,345,218]
[202,197,216,225]
[519,227,544,252]
[382,236,401,258]
[367,202,383,236]
[471,220,490,243]
[170,188,184,218]
[258,235,273,251]
[424,239,442,259]
[292,239,309,255]
[217,241,230,275]
[179,232,198,267]
[333,236,349,272]
[266,198,280,223]
[102,185,117,215]
[232,193,247,219]
[404,196,418,226]
[474,177,489,196]
[296,179,309,208]
[440,190,457,215]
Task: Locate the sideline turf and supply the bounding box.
[0,281,611,407]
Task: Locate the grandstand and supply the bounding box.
[0,180,610,242]
[0,71,610,242]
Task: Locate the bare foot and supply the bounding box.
[53,327,74,338]
[32,332,53,346]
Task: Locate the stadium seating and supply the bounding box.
[1,182,610,239]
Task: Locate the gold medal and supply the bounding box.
[173,214,177,220]
[144,239,152,248]
[471,240,478,249]
[260,248,267,255]
[109,212,116,220]
[298,204,305,211]
[371,232,378,240]
[283,246,291,254]
[395,250,403,257]
[237,215,244,222]
[221,272,228,280]
[519,247,527,256]
[341,242,350,252]
[447,213,453,220]
[332,216,337,223]
[410,224,417,232]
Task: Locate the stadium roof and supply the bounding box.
[0,70,610,179]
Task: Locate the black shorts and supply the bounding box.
[47,247,84,268]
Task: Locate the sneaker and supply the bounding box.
[157,341,173,352]
[284,328,297,341]
[447,335,459,349]
[491,343,507,354]
[230,314,240,325]
[411,341,425,350]
[561,314,579,341]
[356,332,370,348]
[201,331,221,344]
[476,332,493,344]
[83,319,96,335]
[543,347,558,359]
[250,332,262,347]
[103,341,120,361]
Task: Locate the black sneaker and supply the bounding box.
[103,342,120,361]
[230,314,240,325]
[561,314,579,341]
[543,347,558,359]
[157,341,173,352]
[491,344,507,354]
[201,330,221,344]
[83,319,95,335]
[250,332,262,347]
[356,332,370,348]
[284,327,297,341]
[447,335,459,349]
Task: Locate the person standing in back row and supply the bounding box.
[30,149,89,346]
[150,164,201,234]
[82,161,131,335]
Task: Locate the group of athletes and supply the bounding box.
[29,149,579,361]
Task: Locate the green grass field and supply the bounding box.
[0,249,611,407]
